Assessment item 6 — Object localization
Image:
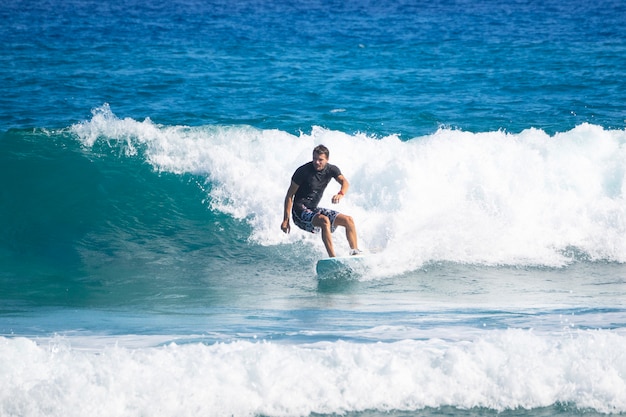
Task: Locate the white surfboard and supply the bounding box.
[316,255,366,277]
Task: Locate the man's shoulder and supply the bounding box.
[294,161,314,175]
[297,161,314,170]
[292,161,314,183]
[327,163,341,176]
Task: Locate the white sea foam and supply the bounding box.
[2,330,625,416]
[71,105,626,273]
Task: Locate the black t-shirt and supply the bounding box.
[291,161,342,210]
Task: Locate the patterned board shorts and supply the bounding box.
[292,207,339,234]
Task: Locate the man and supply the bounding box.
[281,144,361,258]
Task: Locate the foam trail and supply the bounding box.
[71,106,626,273]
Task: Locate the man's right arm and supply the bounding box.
[281,181,299,234]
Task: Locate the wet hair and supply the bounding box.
[313,144,330,158]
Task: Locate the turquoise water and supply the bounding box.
[1,0,626,416]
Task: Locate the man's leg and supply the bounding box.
[312,214,335,257]
[334,213,358,251]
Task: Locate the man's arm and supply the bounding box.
[281,181,299,233]
[332,174,349,204]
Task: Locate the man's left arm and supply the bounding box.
[332,174,349,204]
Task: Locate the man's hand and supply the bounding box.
[281,219,291,234]
[332,193,344,204]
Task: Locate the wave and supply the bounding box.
[69,105,626,271]
[3,104,626,287]
[0,123,261,307]
[2,329,625,416]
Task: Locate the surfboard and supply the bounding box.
[316,255,366,277]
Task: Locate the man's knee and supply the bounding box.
[339,214,355,228]
[314,214,331,228]
[345,215,354,227]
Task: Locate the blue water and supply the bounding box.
[2,0,626,416]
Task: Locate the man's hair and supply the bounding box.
[313,144,330,158]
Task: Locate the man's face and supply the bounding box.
[312,152,328,171]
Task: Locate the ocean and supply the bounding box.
[1,0,625,416]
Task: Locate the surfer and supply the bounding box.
[281,144,361,258]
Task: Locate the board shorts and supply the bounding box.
[292,206,339,234]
